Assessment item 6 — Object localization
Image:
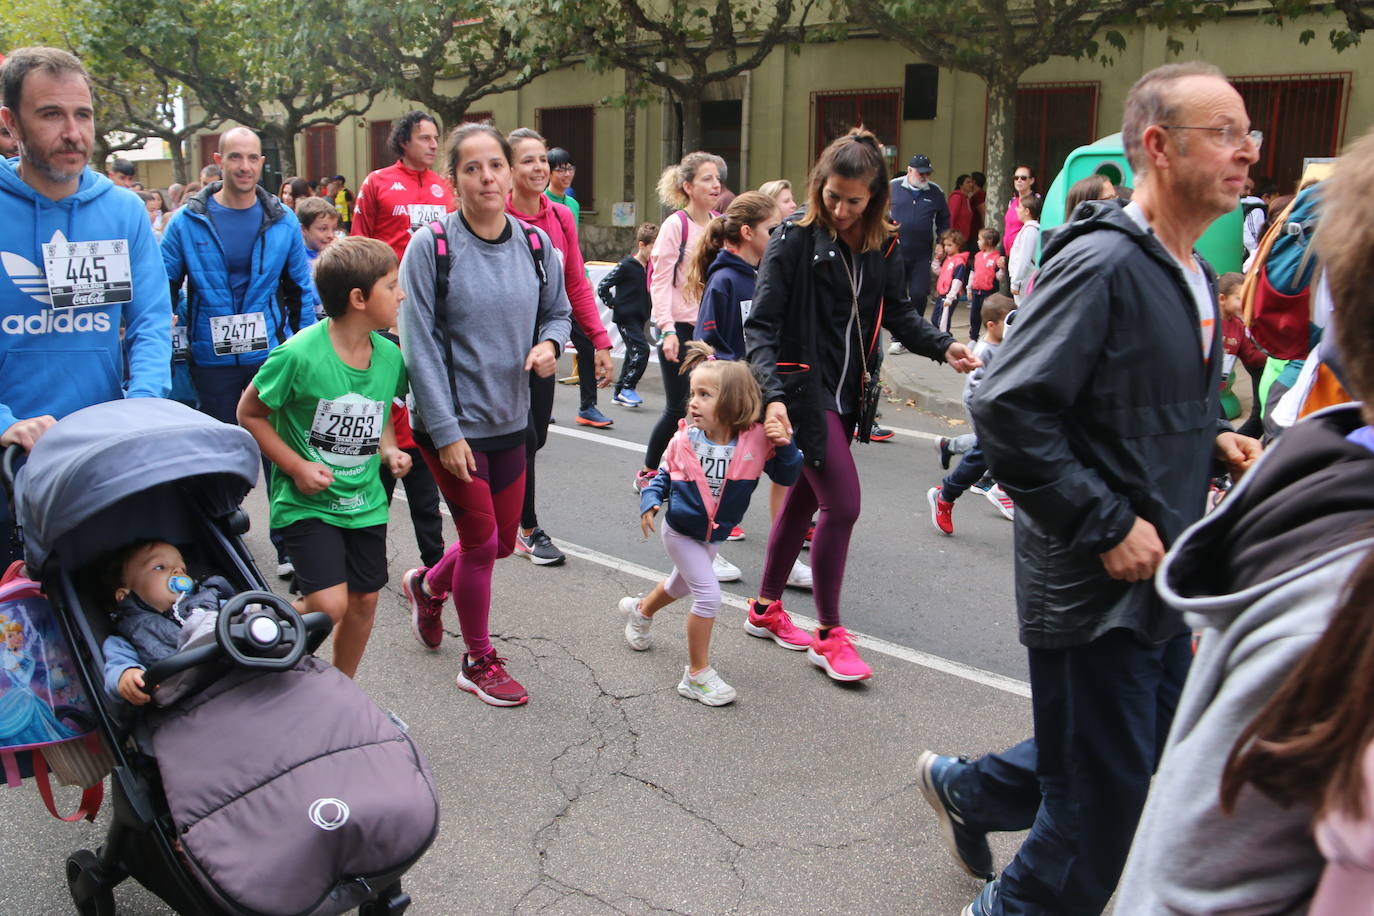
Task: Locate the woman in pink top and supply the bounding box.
[1002,164,1039,256]
[505,127,613,566]
[635,151,724,489]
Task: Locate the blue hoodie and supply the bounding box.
[693,248,757,361]
[0,159,171,433]
[160,183,318,368]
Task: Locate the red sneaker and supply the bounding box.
[927,487,954,535]
[802,523,816,550]
[808,626,872,681]
[727,525,745,541]
[744,599,810,650]
[402,567,445,649]
[457,651,529,706]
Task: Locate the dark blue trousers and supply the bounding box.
[941,439,988,503]
[950,629,1193,915]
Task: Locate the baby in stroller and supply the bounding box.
[99,538,231,706]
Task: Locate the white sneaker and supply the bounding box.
[985,483,1015,521]
[276,560,294,579]
[888,341,909,355]
[677,665,737,706]
[712,553,742,582]
[786,560,813,590]
[620,596,652,650]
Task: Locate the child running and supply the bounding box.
[927,293,1016,534]
[238,236,412,679]
[598,222,659,408]
[623,341,802,706]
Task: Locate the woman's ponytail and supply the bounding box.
[683,216,729,306]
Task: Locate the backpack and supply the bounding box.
[645,209,720,295]
[428,217,548,407]
[0,562,110,822]
[1241,183,1323,360]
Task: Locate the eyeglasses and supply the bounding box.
[1013,175,1031,181]
[1161,125,1264,150]
[552,164,575,172]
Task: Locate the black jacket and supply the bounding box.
[746,217,955,469]
[595,255,650,325]
[889,177,949,257]
[972,200,1229,649]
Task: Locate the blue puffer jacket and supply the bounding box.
[161,183,318,367]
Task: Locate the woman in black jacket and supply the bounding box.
[744,129,980,682]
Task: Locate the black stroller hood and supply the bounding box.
[15,399,260,570]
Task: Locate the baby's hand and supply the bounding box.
[292,462,335,495]
[764,416,791,446]
[640,505,659,538]
[118,667,150,706]
[384,447,412,478]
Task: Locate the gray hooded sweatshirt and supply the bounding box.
[1117,404,1374,915]
[398,212,572,449]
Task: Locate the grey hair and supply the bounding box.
[1121,61,1226,177]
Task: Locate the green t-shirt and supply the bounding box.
[252,321,408,529]
[545,188,580,224]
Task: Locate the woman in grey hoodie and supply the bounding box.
[397,123,572,708]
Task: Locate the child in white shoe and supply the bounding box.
[622,341,801,705]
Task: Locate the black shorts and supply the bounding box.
[279,518,388,595]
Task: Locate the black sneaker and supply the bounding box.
[515,528,566,566]
[937,437,953,470]
[917,750,994,880]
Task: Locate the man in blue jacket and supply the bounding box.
[161,126,317,576]
[0,47,171,560]
[888,154,948,323]
[161,126,318,424]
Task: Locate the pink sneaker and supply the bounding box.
[744,599,810,650]
[402,567,445,650]
[808,626,872,681]
[456,651,529,706]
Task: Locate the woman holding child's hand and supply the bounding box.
[398,123,573,708]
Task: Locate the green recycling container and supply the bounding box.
[1039,132,1243,274]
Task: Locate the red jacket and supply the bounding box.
[506,195,611,349]
[351,161,455,262]
[948,190,972,240]
[1222,316,1266,374]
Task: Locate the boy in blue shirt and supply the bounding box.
[237,237,411,678]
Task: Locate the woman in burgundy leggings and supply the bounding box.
[745,129,980,682]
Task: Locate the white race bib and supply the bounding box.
[42,238,132,309]
[309,395,383,469]
[171,324,190,362]
[209,312,267,355]
[739,298,754,322]
[407,204,447,232]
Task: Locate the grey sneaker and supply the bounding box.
[677,666,736,706]
[515,527,566,566]
[620,595,652,650]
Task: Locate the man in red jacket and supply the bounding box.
[352,110,452,570]
[351,111,453,261]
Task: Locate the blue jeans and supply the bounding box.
[941,439,987,502]
[951,629,1193,915]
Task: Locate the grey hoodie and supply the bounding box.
[1117,404,1374,915]
[398,213,571,448]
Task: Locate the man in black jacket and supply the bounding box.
[917,62,1263,916]
[888,154,947,322]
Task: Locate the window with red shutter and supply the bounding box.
[1013,83,1099,186]
[1231,73,1350,194]
[812,90,901,162]
[537,105,595,210]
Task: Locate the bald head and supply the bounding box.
[218,126,260,156]
[1122,62,1226,177]
[213,127,264,202]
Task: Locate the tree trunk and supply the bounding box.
[982,69,1021,236]
[169,138,189,185]
[623,73,636,203]
[271,126,298,184]
[680,95,702,156]
[433,102,470,135]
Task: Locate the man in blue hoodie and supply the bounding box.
[0,46,171,560]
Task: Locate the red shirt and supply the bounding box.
[948,190,972,240]
[506,194,612,349]
[351,161,455,262]
[970,249,999,292]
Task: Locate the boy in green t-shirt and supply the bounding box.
[237,237,411,678]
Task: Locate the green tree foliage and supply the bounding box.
[81,0,377,177]
[570,0,828,155]
[333,0,579,132]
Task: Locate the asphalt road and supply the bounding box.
[0,366,1033,915]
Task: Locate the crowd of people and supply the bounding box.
[5,42,1374,913]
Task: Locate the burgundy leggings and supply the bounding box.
[417,442,526,659]
[759,411,860,629]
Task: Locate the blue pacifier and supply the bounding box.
[168,575,193,595]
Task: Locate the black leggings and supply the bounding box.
[522,371,557,530]
[615,318,651,394]
[643,321,695,470]
[570,322,598,411]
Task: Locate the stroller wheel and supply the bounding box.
[66,850,116,916]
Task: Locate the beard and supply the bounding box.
[21,140,88,184]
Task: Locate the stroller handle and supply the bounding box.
[2,443,21,500]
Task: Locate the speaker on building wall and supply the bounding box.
[904,64,938,121]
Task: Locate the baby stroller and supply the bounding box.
[6,399,439,916]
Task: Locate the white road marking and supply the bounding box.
[395,488,1030,698]
[546,424,643,452]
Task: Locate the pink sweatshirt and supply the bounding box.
[506,194,611,350]
[1310,744,1374,915]
[649,209,709,332]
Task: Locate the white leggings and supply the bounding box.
[661,522,722,619]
